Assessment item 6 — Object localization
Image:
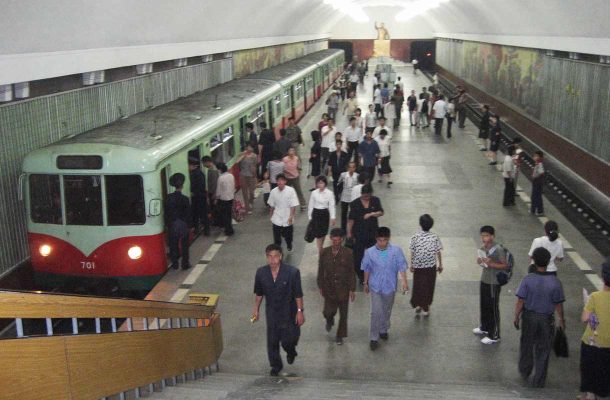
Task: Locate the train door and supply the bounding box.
[290,86,296,120]
[267,99,275,131]
[239,116,247,151]
[302,79,308,111]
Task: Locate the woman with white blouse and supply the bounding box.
[308,175,336,253]
[338,162,359,231]
[528,220,564,274]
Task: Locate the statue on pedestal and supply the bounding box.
[375,22,390,40]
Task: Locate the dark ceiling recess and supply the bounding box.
[329,41,353,63]
[411,40,436,70]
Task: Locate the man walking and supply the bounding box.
[362,227,409,350]
[285,117,303,151]
[253,244,305,376]
[317,228,356,345]
[432,94,447,136]
[165,173,191,270]
[513,247,565,388]
[474,225,509,344]
[215,163,235,236]
[358,130,380,181]
[344,116,362,165]
[267,174,299,252]
[188,157,210,236]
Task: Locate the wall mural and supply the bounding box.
[462,42,546,119]
[233,43,306,78]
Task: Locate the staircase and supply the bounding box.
[148,371,574,400]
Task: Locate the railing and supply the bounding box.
[0,290,223,400]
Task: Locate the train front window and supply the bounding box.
[106,175,145,225]
[64,175,103,226]
[29,174,62,224]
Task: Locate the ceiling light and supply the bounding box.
[324,0,370,22]
[395,0,450,21]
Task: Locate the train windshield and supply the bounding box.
[105,175,145,225]
[29,174,145,226]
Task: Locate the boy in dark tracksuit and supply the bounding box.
[165,173,192,270]
[474,225,508,344]
[531,150,545,216]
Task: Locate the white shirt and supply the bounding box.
[328,140,348,152]
[528,236,564,272]
[375,136,391,157]
[338,172,359,203]
[373,88,382,105]
[502,155,515,178]
[416,98,425,112]
[372,76,378,86]
[321,125,336,149]
[350,73,359,83]
[215,172,235,201]
[383,102,396,119]
[308,188,336,220]
[267,186,299,227]
[412,59,418,65]
[372,124,390,138]
[351,184,363,202]
[345,125,362,143]
[365,112,377,128]
[432,99,447,119]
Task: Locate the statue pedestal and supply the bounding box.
[373,40,390,57]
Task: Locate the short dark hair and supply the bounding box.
[265,243,283,255]
[349,116,356,122]
[376,227,391,238]
[279,128,286,137]
[532,247,551,268]
[480,225,495,235]
[201,155,213,163]
[272,150,283,160]
[419,214,434,231]
[335,139,343,145]
[361,184,373,195]
[602,260,610,286]
[275,173,287,182]
[216,162,228,173]
[483,105,490,111]
[169,173,185,188]
[315,175,328,186]
[245,122,254,130]
[379,129,388,136]
[535,150,544,158]
[544,220,559,241]
[330,228,345,238]
[506,146,515,156]
[288,117,295,121]
[259,121,267,128]
[378,116,386,121]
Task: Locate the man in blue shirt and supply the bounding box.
[362,227,408,350]
[513,247,565,388]
[358,131,380,182]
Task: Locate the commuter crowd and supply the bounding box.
[162,59,608,399]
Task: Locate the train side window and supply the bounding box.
[210,133,224,164]
[274,95,281,117]
[283,89,290,111]
[29,174,62,224]
[64,175,103,226]
[105,175,145,225]
[223,126,235,159]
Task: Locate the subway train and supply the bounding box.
[22,49,344,294]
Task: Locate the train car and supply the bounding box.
[21,49,343,294]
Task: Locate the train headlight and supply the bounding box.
[39,244,52,257]
[128,246,142,260]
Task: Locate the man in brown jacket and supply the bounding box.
[317,228,356,344]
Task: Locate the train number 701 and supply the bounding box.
[81,261,96,270]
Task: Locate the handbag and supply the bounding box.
[553,327,569,358]
[304,221,315,243]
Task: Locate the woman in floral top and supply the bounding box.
[409,214,443,316]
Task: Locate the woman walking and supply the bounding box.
[309,130,322,180]
[283,147,307,209]
[528,220,564,274]
[409,214,443,316]
[347,184,383,285]
[307,176,336,253]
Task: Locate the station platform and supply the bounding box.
[148,59,607,398]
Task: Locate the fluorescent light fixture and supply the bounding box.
[395,0,450,21]
[324,0,369,22]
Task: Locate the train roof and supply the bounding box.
[243,49,343,86]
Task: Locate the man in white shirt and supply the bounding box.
[267,174,299,252]
[412,59,419,75]
[502,146,516,207]
[373,85,382,119]
[321,118,337,171]
[364,104,377,134]
[215,162,235,236]
[372,117,390,139]
[432,94,447,136]
[344,117,363,165]
[349,71,359,93]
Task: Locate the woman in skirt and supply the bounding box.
[374,129,393,187]
[409,214,443,317]
[307,175,336,254]
[579,260,610,400]
[309,130,322,179]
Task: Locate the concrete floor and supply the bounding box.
[159,59,606,399]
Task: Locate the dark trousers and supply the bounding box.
[458,107,466,128]
[321,148,330,173]
[396,107,402,125]
[480,282,501,339]
[350,82,358,93]
[340,201,350,231]
[353,237,375,283]
[323,297,349,338]
[169,220,189,266]
[260,156,271,180]
[272,224,294,248]
[191,195,210,234]
[434,118,444,135]
[374,103,382,119]
[362,166,376,181]
[503,178,516,206]
[446,116,453,138]
[519,310,554,387]
[347,141,359,165]
[332,174,341,202]
[217,199,234,235]
[531,179,544,214]
[267,323,299,374]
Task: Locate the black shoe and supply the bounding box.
[489,161,497,165]
[170,263,179,270]
[336,337,344,345]
[287,352,297,365]
[181,264,192,270]
[479,148,487,151]
[325,319,334,332]
[370,340,379,351]
[270,369,280,377]
[380,333,389,340]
